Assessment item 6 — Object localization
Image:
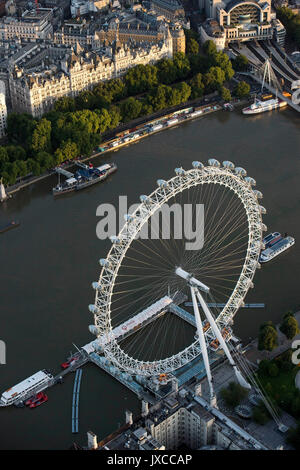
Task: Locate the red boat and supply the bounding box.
[61,355,79,369]
[29,393,48,408]
[61,361,70,369]
[25,392,44,406]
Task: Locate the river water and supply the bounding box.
[0,107,299,449]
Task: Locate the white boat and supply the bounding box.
[0,370,53,406]
[259,236,295,263]
[242,97,287,115]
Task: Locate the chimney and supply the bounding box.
[141,400,149,417]
[171,378,178,393]
[195,383,202,397]
[87,431,98,450]
[125,409,133,425]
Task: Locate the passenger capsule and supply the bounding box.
[110,235,121,244]
[208,158,220,167]
[259,205,267,214]
[99,258,110,267]
[253,190,263,199]
[223,161,235,170]
[157,179,168,188]
[89,325,101,336]
[192,161,204,169]
[175,167,185,176]
[235,167,247,177]
[88,304,100,314]
[140,195,150,204]
[124,214,134,222]
[244,176,256,186]
[92,281,103,291]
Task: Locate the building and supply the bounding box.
[70,0,110,17]
[150,0,185,21]
[0,8,53,41]
[0,80,7,137]
[200,18,226,50]
[9,37,173,116]
[200,0,285,49]
[87,387,267,451]
[54,12,186,54]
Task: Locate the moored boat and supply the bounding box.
[0,221,20,234]
[242,97,287,115]
[53,162,117,196]
[0,370,53,407]
[259,235,295,263]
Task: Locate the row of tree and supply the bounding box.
[277,6,300,48]
[0,41,250,185]
[258,311,299,351]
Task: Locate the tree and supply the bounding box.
[54,140,79,163]
[234,81,250,98]
[258,321,278,351]
[124,64,158,94]
[31,118,52,154]
[202,40,217,57]
[212,51,234,80]
[220,381,248,407]
[287,423,300,450]
[157,58,178,84]
[186,38,199,56]
[147,85,169,111]
[219,86,232,101]
[120,97,142,122]
[252,405,269,425]
[173,52,191,80]
[174,82,191,103]
[204,66,226,92]
[280,312,299,339]
[54,96,76,112]
[190,73,205,99]
[232,54,249,72]
[6,113,36,148]
[268,362,279,377]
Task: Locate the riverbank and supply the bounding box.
[3,96,250,199]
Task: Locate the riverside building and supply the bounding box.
[199,0,286,50]
[9,36,173,117]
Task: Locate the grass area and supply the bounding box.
[255,351,300,419]
[258,367,298,399]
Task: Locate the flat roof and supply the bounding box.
[2,370,50,400]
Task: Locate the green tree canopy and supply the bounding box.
[258,321,278,351]
[220,381,248,408]
[234,81,251,98]
[280,312,299,339]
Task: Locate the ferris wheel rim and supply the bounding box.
[92,163,264,376]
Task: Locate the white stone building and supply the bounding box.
[0,80,7,138]
[200,0,285,49]
[9,37,173,117]
[0,9,53,41]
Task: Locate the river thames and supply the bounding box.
[0,107,299,449]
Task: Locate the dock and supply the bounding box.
[72,368,82,434]
[184,302,265,309]
[55,167,74,178]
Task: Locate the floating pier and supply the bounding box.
[184,302,265,309]
[55,167,74,178]
[72,368,82,434]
